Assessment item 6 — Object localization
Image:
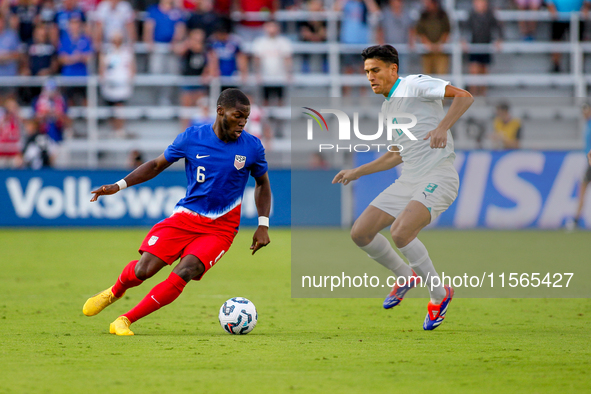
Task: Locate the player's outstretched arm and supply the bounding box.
[251,172,271,255]
[90,154,173,202]
[332,150,402,185]
[424,85,474,149]
[588,149,591,166]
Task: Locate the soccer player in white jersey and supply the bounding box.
[333,45,473,330]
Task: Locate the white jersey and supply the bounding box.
[381,74,455,178]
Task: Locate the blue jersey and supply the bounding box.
[164,124,268,223]
[585,119,591,154]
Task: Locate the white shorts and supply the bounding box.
[370,162,460,222]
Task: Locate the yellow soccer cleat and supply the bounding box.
[82,287,123,316]
[109,316,134,336]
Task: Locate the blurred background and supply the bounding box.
[0,0,589,230]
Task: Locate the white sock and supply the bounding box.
[360,233,413,278]
[398,237,446,304]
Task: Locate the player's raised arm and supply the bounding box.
[424,85,474,149]
[332,150,403,185]
[90,154,173,202]
[251,172,271,255]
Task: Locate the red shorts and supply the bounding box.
[139,211,237,280]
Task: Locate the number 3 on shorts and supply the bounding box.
[424,183,438,193]
[197,166,205,183]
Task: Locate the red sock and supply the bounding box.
[112,260,143,298]
[123,272,187,323]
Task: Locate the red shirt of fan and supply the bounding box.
[0,113,20,157]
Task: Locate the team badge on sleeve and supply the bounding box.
[234,155,246,170]
[148,236,159,246]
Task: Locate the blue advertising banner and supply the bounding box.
[354,150,590,229]
[0,169,290,227]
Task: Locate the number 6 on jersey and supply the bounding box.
[197,166,205,183]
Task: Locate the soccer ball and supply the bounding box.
[218,297,258,335]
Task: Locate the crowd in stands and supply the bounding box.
[0,0,589,168]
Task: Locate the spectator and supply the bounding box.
[208,18,248,87]
[334,0,379,95]
[20,23,58,104]
[18,119,53,169]
[566,103,591,229]
[33,79,69,144]
[298,0,326,73]
[213,0,232,16]
[143,0,186,106]
[9,0,41,45]
[189,96,215,128]
[175,28,217,129]
[547,0,589,73]
[377,0,416,74]
[58,16,93,106]
[245,93,272,148]
[491,103,521,150]
[39,0,56,27]
[236,0,278,41]
[0,98,22,168]
[128,149,144,168]
[335,0,379,46]
[415,0,451,75]
[514,0,542,41]
[252,21,292,106]
[23,24,58,77]
[185,0,220,38]
[464,0,503,97]
[52,0,86,43]
[0,13,21,100]
[93,0,136,50]
[309,152,329,169]
[99,32,136,138]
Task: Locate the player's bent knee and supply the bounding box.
[174,256,205,282]
[135,253,166,280]
[390,227,412,249]
[350,226,373,247]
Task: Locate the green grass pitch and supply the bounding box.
[0,228,590,393]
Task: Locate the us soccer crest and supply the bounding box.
[148,236,158,246]
[234,155,246,170]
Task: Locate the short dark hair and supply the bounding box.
[361,45,399,68]
[217,88,250,109]
[497,102,510,112]
[213,17,232,34]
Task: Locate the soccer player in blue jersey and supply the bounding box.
[83,89,271,336]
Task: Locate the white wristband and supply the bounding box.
[258,216,269,227]
[115,179,127,190]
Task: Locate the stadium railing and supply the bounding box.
[3,9,589,167]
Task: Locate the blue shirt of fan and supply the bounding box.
[546,0,585,13]
[147,5,185,43]
[340,1,369,44]
[54,8,86,36]
[164,124,268,220]
[58,33,92,76]
[208,37,241,76]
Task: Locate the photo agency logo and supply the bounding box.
[301,107,418,153]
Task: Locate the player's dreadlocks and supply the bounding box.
[217,88,250,109]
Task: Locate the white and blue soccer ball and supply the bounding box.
[218,297,258,335]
